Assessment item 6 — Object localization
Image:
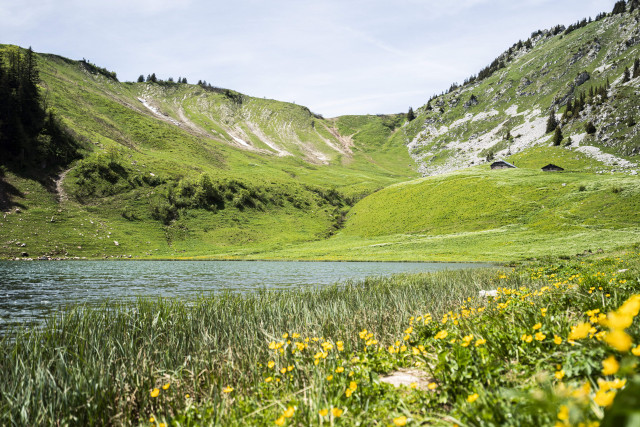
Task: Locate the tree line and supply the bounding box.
[0,47,81,171]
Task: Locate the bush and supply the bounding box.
[585,121,597,134]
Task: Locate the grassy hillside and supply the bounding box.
[0,46,417,259]
[259,149,640,261]
[2,3,640,261]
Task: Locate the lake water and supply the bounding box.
[0,260,490,327]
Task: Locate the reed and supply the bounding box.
[0,267,511,425]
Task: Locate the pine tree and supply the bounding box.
[623,66,631,83]
[150,73,157,83]
[612,1,627,14]
[546,109,558,133]
[564,136,573,147]
[182,77,188,84]
[563,99,573,122]
[406,107,415,121]
[633,58,640,78]
[552,126,563,146]
[137,75,144,83]
[585,121,597,134]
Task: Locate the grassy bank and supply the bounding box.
[0,268,503,425]
[2,248,640,425]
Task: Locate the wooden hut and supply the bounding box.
[490,160,516,170]
[542,164,564,172]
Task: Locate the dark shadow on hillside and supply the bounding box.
[0,173,26,212]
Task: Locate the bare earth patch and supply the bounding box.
[380,368,433,391]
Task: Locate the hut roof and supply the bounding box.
[542,163,564,171]
[490,160,516,168]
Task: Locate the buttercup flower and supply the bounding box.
[602,355,619,375]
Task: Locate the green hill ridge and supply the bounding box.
[1,2,640,261]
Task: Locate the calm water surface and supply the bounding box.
[0,260,490,327]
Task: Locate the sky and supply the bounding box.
[1,0,618,117]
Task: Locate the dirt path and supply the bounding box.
[55,168,71,202]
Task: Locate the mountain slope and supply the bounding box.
[2,3,640,261]
[0,46,419,259]
[408,7,640,176]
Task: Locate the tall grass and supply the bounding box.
[0,267,518,425]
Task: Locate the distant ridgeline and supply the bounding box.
[0,46,82,172]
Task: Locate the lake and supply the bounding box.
[0,260,491,327]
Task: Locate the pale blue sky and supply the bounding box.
[2,0,617,117]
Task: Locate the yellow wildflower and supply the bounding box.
[555,370,565,380]
[280,368,287,375]
[475,338,486,347]
[434,330,448,340]
[428,382,437,390]
[461,335,473,347]
[345,388,353,397]
[150,388,160,398]
[326,375,334,381]
[632,345,640,356]
[557,405,569,421]
[223,386,233,393]
[265,377,273,383]
[332,408,344,417]
[336,366,344,373]
[267,361,275,369]
[159,423,166,427]
[162,383,170,390]
[393,416,408,426]
[602,356,619,375]
[319,408,328,417]
[568,322,591,340]
[605,330,632,352]
[618,295,640,317]
[275,415,285,426]
[607,312,633,330]
[149,417,155,423]
[349,381,357,391]
[553,335,563,345]
[535,332,546,341]
[467,393,479,403]
[533,323,542,330]
[594,390,616,407]
[410,382,418,389]
[521,334,533,343]
[283,406,295,418]
[185,394,190,398]
[541,308,548,317]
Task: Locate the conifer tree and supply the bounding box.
[406,107,415,121]
[546,109,558,133]
[633,58,640,78]
[552,126,563,146]
[564,135,573,147]
[612,0,627,14]
[137,75,144,83]
[623,66,631,83]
